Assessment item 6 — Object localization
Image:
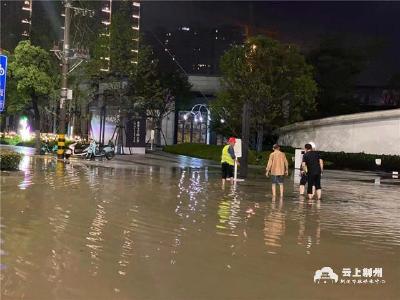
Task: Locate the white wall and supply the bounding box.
[277,109,400,155]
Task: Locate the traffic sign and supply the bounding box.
[0,55,7,112]
[233,138,242,158]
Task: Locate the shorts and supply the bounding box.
[271,175,284,185]
[307,174,321,194]
[221,162,234,179]
[300,173,307,185]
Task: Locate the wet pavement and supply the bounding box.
[1,146,399,300]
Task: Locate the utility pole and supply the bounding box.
[240,1,255,178]
[57,0,72,160]
[241,102,250,177]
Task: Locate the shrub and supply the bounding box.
[0,138,72,149]
[0,136,22,145]
[164,143,400,171]
[268,144,400,171]
[0,151,23,170]
[267,146,400,171]
[16,140,36,147]
[163,143,294,168]
[319,151,400,172]
[164,143,223,162]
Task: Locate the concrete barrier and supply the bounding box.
[277,109,400,155]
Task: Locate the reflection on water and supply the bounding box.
[296,197,321,255]
[17,155,32,190]
[1,155,399,300]
[216,188,241,237]
[263,200,286,254]
[86,204,107,276]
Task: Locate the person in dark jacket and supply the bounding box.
[302,143,324,200]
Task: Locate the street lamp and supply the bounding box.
[190,104,211,145]
[240,41,258,178]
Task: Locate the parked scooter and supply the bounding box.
[67,139,115,160]
[40,143,58,155]
[66,142,90,158]
[102,140,115,160]
[86,140,116,160]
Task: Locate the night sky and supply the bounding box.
[142,1,400,84]
[2,1,399,84]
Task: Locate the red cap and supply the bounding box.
[228,137,236,143]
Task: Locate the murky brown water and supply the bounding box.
[1,153,399,300]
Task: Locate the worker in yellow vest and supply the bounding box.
[221,137,237,185]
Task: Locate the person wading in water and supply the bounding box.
[302,143,324,200]
[221,137,237,186]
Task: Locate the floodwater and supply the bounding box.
[1,150,399,300]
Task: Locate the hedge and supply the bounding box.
[0,136,22,145]
[0,137,72,149]
[271,145,400,171]
[163,143,295,168]
[266,144,400,171]
[164,143,400,172]
[0,151,23,170]
[318,151,400,172]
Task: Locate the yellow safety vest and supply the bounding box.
[221,145,235,166]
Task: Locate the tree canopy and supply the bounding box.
[7,40,58,151]
[213,35,317,150]
[307,36,368,117]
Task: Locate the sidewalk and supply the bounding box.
[115,150,220,169]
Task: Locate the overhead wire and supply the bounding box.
[149,30,210,104]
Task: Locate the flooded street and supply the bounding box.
[1,150,399,300]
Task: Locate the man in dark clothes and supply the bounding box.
[302,143,324,200]
[300,142,316,195]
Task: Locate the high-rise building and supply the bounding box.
[145,25,245,75]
